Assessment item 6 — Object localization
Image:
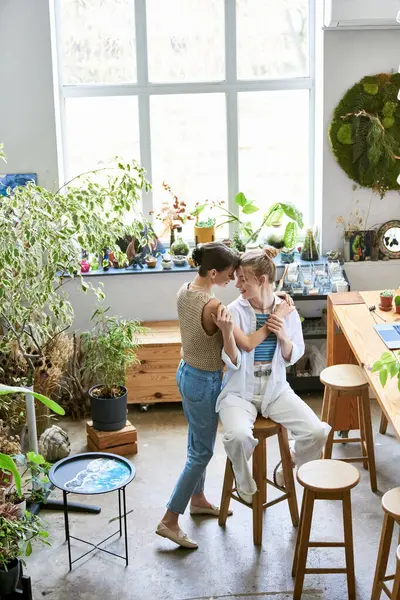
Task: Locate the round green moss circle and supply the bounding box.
[329,73,400,195]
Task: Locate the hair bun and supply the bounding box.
[191,246,202,266]
[264,246,279,259]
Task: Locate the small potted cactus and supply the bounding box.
[395,295,400,314]
[379,290,394,310]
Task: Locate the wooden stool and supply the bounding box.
[371,488,400,600]
[292,459,360,600]
[321,364,377,492]
[218,416,299,545]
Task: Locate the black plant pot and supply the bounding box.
[0,558,20,596]
[89,385,127,432]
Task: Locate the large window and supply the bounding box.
[56,0,314,240]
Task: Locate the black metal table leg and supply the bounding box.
[118,488,122,537]
[123,486,128,567]
[63,490,72,571]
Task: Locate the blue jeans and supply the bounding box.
[167,361,223,515]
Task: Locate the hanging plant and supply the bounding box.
[329,73,400,197]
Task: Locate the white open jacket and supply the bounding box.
[217,295,305,414]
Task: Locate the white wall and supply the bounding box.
[322,30,400,253]
[0,0,59,190]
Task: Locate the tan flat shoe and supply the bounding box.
[190,503,233,517]
[155,522,198,549]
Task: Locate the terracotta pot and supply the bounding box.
[194,225,215,245]
[396,305,400,314]
[380,295,393,309]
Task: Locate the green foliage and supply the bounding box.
[266,233,285,249]
[395,295,400,307]
[283,221,298,250]
[380,289,394,297]
[371,351,400,392]
[0,454,21,497]
[82,307,147,398]
[230,231,246,253]
[170,237,190,256]
[337,124,353,145]
[329,73,400,196]
[11,452,51,503]
[196,218,215,228]
[192,193,259,242]
[0,505,49,570]
[0,385,64,416]
[0,155,150,384]
[264,202,304,230]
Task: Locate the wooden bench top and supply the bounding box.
[137,320,181,346]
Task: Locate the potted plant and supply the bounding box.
[145,254,157,268]
[280,247,296,264]
[395,295,400,314]
[380,290,394,310]
[170,237,190,257]
[112,249,129,269]
[0,502,49,595]
[82,307,147,432]
[194,217,216,245]
[0,148,149,436]
[152,182,193,246]
[301,228,320,261]
[161,253,173,270]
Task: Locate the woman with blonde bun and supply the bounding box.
[216,248,331,504]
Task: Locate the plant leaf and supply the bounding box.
[0,385,65,416]
[389,361,400,378]
[283,222,298,249]
[0,453,22,496]
[234,192,247,207]
[242,203,259,214]
[371,360,383,372]
[26,541,32,557]
[380,367,388,387]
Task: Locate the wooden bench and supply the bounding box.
[126,321,181,406]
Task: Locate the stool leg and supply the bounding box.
[358,394,368,471]
[361,388,377,492]
[321,385,330,423]
[371,513,395,600]
[277,426,299,527]
[392,557,400,600]
[252,440,264,545]
[323,389,338,459]
[293,489,315,600]
[342,490,356,600]
[218,459,234,527]
[292,490,307,578]
[379,412,388,435]
[261,437,267,505]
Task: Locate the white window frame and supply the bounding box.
[55,0,316,238]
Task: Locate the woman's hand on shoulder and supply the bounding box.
[211,304,234,337]
[275,291,294,306]
[274,299,295,319]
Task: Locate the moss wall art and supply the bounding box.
[329,73,400,197]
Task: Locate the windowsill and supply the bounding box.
[81,253,328,277]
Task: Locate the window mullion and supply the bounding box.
[135,0,153,220]
[225,0,239,240]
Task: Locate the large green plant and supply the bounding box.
[0,503,49,570]
[371,351,400,391]
[193,192,259,242]
[82,307,147,398]
[261,202,304,249]
[0,150,150,385]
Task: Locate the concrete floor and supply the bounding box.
[26,396,400,600]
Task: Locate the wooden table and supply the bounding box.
[327,290,400,438]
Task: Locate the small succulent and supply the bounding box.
[380,290,394,297]
[395,295,400,306]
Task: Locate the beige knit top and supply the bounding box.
[177,283,224,372]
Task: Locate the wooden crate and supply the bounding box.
[86,420,138,456]
[126,320,182,405]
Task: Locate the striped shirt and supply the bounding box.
[254,313,277,362]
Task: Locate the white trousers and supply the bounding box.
[219,372,331,495]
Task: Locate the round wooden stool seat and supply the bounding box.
[320,364,368,391]
[381,487,400,519]
[297,459,360,493]
[253,416,280,437]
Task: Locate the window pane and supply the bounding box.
[238,91,309,232]
[59,0,136,84]
[151,94,228,240]
[147,0,225,83]
[237,0,309,80]
[65,97,140,181]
